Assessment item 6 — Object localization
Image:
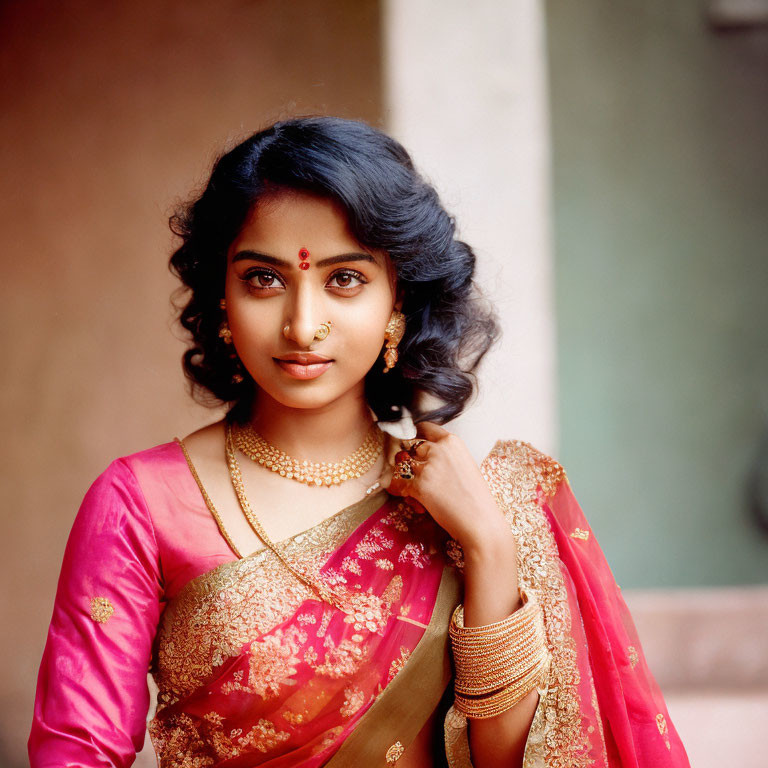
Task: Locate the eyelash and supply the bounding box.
[240,267,368,293]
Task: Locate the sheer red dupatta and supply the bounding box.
[444,440,690,768]
[148,490,457,767]
[540,477,689,766]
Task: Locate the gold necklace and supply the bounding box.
[225,423,358,611]
[232,420,384,487]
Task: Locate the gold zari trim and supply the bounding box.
[443,439,601,768]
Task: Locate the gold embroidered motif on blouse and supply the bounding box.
[89,596,114,623]
[386,740,405,764]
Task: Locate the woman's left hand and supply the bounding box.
[386,421,512,553]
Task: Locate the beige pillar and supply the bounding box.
[382,0,556,459]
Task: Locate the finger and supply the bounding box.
[393,450,422,478]
[400,438,431,460]
[406,497,427,514]
[415,420,452,442]
[410,439,430,460]
[385,474,427,514]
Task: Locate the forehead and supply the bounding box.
[231,189,368,254]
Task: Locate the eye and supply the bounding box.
[241,268,284,292]
[327,269,367,291]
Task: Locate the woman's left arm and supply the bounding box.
[461,525,539,768]
[388,422,540,768]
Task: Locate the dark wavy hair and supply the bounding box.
[169,116,501,425]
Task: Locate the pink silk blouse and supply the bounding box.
[29,441,268,764]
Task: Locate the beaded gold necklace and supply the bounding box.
[231,420,384,487]
[223,423,349,609]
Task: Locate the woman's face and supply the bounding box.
[224,189,401,413]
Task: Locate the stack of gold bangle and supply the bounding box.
[449,588,549,719]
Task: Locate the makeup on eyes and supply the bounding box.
[238,266,369,293]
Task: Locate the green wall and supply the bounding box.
[547,0,768,587]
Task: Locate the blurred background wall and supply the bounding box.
[546,3,768,765]
[548,0,768,590]
[0,1,384,764]
[2,0,766,766]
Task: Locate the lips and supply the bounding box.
[276,353,333,365]
[273,355,334,380]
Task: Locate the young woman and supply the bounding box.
[29,117,690,768]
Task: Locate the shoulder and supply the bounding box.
[480,438,568,498]
[78,439,187,529]
[65,445,181,563]
[117,440,186,477]
[85,440,182,492]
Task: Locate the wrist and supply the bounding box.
[461,514,517,562]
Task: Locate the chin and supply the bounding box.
[255,383,343,412]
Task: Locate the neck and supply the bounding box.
[247,389,377,462]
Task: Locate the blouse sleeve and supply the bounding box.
[29,458,164,767]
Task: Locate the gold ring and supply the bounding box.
[393,456,416,481]
[400,438,428,457]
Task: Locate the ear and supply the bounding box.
[394,286,405,313]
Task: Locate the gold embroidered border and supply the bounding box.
[324,564,461,767]
[151,489,388,708]
[443,439,597,768]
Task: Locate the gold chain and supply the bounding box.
[175,436,243,558]
[232,420,384,487]
[225,422,351,611]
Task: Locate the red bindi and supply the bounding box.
[298,247,310,270]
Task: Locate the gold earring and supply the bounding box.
[218,299,243,383]
[314,321,333,340]
[218,321,233,344]
[218,298,233,343]
[382,310,406,373]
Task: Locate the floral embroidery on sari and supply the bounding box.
[149,493,449,767]
[340,685,366,718]
[387,647,411,683]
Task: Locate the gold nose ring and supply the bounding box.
[314,321,333,340]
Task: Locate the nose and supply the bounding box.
[282,282,325,348]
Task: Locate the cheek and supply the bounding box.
[338,309,390,367]
[227,309,274,354]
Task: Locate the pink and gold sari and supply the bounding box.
[29,437,689,767]
[148,479,460,767]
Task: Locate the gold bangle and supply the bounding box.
[449,592,539,636]
[454,652,550,719]
[449,588,549,702]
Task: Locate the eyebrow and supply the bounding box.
[231,249,378,268]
